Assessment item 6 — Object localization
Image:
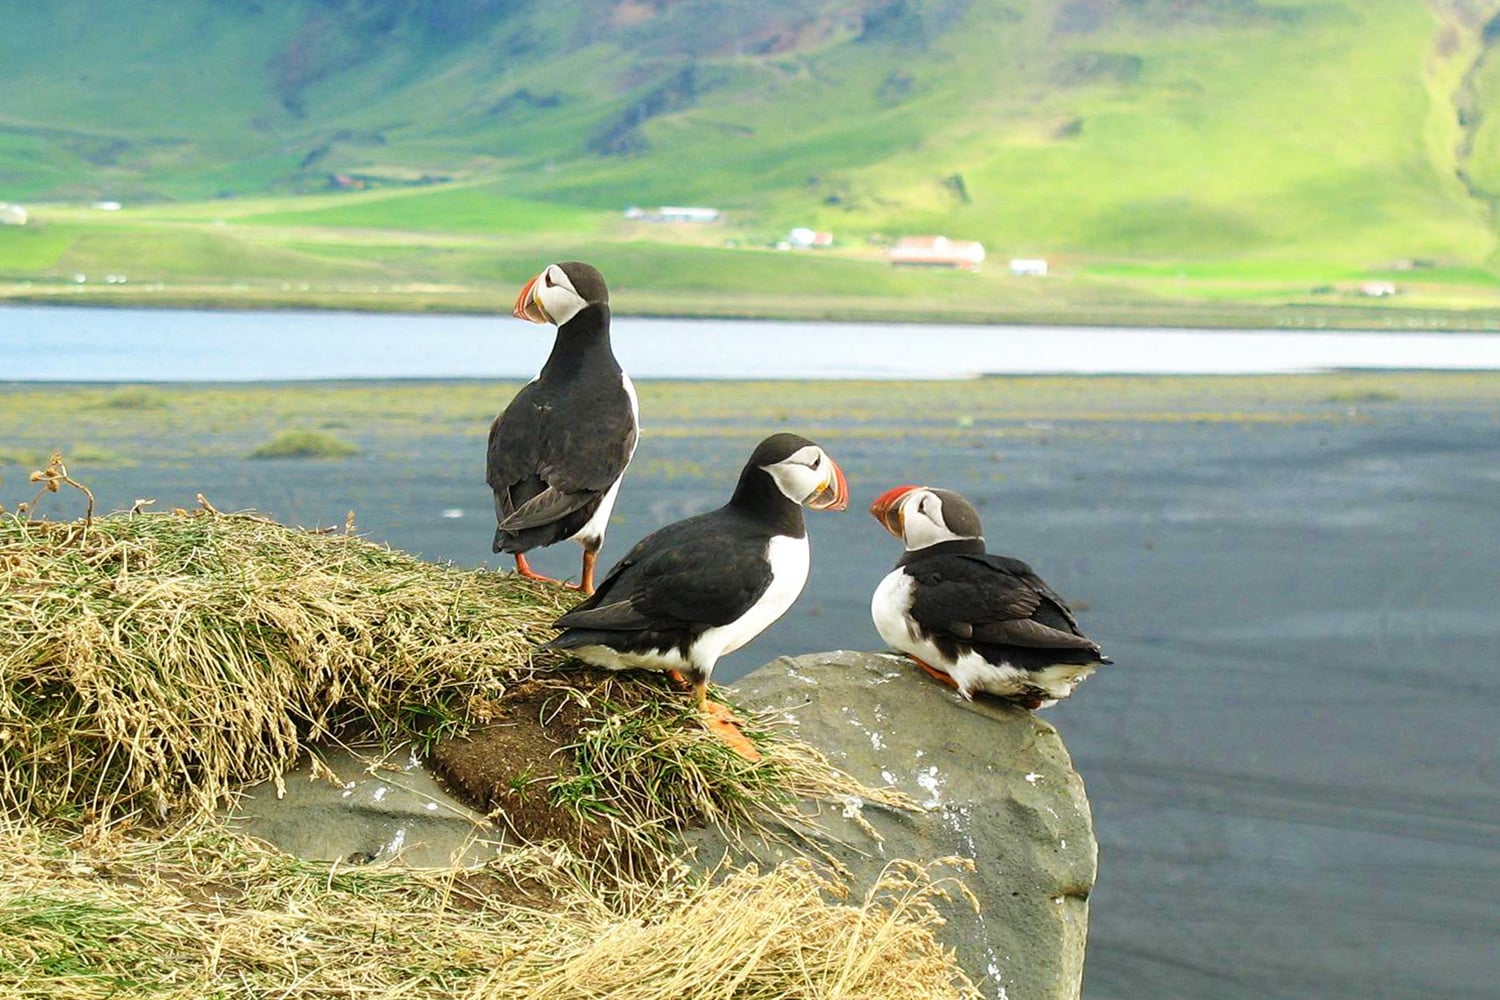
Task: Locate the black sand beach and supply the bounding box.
[3,374,1497,999]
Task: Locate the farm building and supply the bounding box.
[888,235,985,270]
[625,205,722,223]
[787,227,833,248]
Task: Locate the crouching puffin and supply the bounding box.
[488,261,638,594]
[543,433,850,756]
[869,485,1110,709]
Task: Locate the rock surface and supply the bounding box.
[687,650,1097,1000]
[228,746,505,868]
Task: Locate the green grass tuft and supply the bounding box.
[91,387,170,411]
[249,429,360,459]
[1325,389,1400,403]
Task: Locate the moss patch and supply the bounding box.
[249,429,360,458]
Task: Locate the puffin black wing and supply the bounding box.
[905,552,1103,655]
[552,509,773,634]
[486,368,637,547]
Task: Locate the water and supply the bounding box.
[6,304,1500,379]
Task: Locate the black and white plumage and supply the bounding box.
[544,433,849,745]
[488,261,638,594]
[869,485,1109,709]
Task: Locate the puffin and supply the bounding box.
[869,485,1110,709]
[487,261,638,594]
[543,433,850,755]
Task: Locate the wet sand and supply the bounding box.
[3,375,1497,998]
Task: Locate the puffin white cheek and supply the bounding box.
[901,505,951,549]
[540,286,586,326]
[766,462,820,503]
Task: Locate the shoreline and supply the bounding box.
[6,369,1500,391]
[7,287,1500,333]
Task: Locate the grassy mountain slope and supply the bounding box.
[5,0,1500,324]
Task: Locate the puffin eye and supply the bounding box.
[544,271,556,288]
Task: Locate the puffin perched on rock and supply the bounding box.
[869,485,1109,709]
[488,261,637,594]
[544,433,849,755]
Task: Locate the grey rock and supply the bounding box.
[227,746,505,868]
[691,650,1098,1000]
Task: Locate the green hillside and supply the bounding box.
[5,0,1500,325]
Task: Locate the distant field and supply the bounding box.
[5,193,1500,328]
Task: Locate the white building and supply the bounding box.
[658,206,720,222]
[888,235,986,270]
[0,202,27,225]
[787,227,833,248]
[624,205,722,223]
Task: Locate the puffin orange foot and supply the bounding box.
[513,553,565,586]
[701,700,761,762]
[911,656,961,691]
[514,556,593,594]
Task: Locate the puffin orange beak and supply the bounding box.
[870,484,920,537]
[513,273,550,324]
[806,457,850,511]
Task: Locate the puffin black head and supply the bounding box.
[513,261,609,327]
[870,485,984,550]
[737,432,850,511]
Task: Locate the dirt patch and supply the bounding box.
[429,680,597,849]
[428,672,634,859]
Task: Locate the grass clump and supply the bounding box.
[1326,388,1400,403]
[0,819,978,999]
[93,386,170,411]
[549,683,913,857]
[249,429,359,459]
[0,501,574,825]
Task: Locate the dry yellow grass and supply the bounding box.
[0,819,978,999]
[0,496,575,825]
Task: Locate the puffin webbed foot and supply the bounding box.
[690,678,761,761]
[701,702,762,762]
[514,553,595,595]
[513,553,563,585]
[910,656,962,693]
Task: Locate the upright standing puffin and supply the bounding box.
[869,485,1109,709]
[544,433,849,754]
[488,261,637,594]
